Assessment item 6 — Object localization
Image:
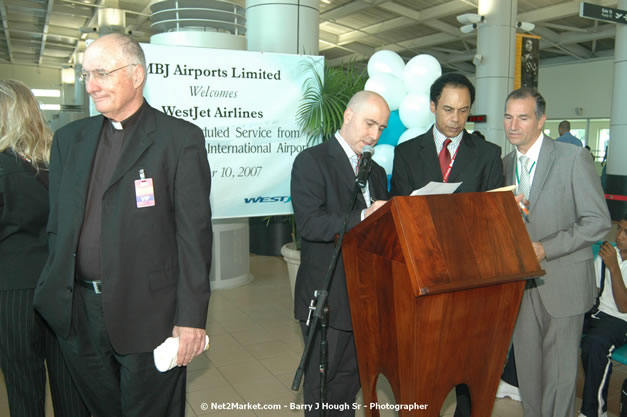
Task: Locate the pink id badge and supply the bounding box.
[135,178,155,208]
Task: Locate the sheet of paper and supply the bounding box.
[410,181,462,196]
[487,185,517,193]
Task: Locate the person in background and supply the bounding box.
[556,120,583,147]
[579,215,627,417]
[0,80,88,417]
[472,130,486,141]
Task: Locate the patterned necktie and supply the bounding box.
[439,138,452,180]
[351,154,359,174]
[518,154,531,199]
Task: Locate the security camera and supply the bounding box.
[460,24,478,34]
[457,13,485,25]
[517,21,535,31]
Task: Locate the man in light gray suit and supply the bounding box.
[503,87,611,417]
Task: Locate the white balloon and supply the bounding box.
[403,54,442,94]
[367,50,405,79]
[364,74,407,111]
[398,93,434,129]
[372,144,395,176]
[397,125,432,145]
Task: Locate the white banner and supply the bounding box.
[142,43,323,219]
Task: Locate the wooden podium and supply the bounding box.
[342,192,544,417]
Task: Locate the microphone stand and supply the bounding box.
[291,173,366,417]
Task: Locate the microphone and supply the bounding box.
[355,145,374,188]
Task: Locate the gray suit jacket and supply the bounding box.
[503,137,610,318]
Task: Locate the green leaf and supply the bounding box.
[296,58,368,145]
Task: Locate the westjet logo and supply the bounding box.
[244,196,292,204]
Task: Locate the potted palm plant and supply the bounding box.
[281,60,367,300]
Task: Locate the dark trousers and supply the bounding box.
[57,284,187,417]
[300,321,361,417]
[580,311,627,417]
[454,345,519,417]
[0,288,88,417]
[502,346,519,387]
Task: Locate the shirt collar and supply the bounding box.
[335,131,358,162]
[108,99,146,131]
[516,132,544,164]
[433,125,464,152]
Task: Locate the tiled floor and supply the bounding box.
[1,253,625,417]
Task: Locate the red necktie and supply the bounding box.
[439,138,452,180]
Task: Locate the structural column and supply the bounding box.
[607,0,627,219]
[472,0,518,154]
[246,0,319,54]
[150,0,252,289]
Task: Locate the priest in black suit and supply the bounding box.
[33,34,212,417]
[291,91,390,416]
[390,73,504,196]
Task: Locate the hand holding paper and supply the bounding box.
[154,335,210,372]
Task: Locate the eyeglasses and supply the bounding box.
[78,64,136,83]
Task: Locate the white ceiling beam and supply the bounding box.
[386,32,471,52]
[532,26,592,59]
[559,23,615,44]
[423,19,466,37]
[0,0,13,62]
[379,0,476,21]
[11,23,79,40]
[517,0,617,23]
[537,22,590,33]
[38,0,54,65]
[321,0,372,21]
[51,4,93,18]
[126,0,159,34]
[327,32,465,66]
[327,0,475,49]
[336,16,414,45]
[319,30,338,45]
[330,41,374,57]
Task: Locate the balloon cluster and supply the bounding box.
[364,50,442,179]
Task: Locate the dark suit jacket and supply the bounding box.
[291,138,388,331]
[34,102,213,354]
[390,128,504,195]
[0,150,49,290]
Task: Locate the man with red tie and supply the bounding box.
[389,72,504,417]
[390,73,504,196]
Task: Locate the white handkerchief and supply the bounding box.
[153,335,210,372]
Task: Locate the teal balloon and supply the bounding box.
[377,110,405,146]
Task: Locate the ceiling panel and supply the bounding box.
[0,0,619,71]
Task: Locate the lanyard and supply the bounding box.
[515,159,536,185]
[442,145,461,183]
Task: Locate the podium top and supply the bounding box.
[344,193,544,296]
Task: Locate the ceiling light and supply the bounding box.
[32,89,61,97]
